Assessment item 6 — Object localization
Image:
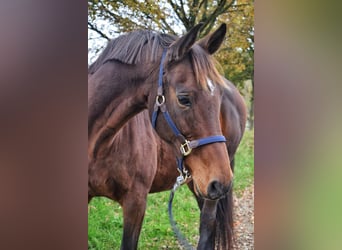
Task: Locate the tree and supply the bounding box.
[88,0,254,129]
[88,0,243,37]
[218,0,254,129]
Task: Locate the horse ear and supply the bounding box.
[197,23,226,54]
[168,23,203,62]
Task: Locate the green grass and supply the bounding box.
[233,129,254,196]
[88,129,254,249]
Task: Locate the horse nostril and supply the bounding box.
[207,180,227,200]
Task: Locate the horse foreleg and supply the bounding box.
[187,181,217,249]
[120,193,147,250]
[197,199,218,250]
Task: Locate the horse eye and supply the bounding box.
[177,95,191,107]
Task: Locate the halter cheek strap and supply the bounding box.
[152,49,167,129]
[151,49,227,182]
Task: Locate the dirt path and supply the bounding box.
[233,185,254,249]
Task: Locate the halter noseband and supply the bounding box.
[151,49,227,184]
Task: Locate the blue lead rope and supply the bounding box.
[168,190,195,250]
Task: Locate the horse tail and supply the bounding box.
[215,187,234,250]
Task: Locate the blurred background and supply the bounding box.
[0,0,341,249]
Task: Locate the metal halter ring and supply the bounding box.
[156,95,165,106]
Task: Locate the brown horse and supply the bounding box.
[88,79,246,249]
[88,24,246,249]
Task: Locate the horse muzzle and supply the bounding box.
[195,180,232,200]
[206,180,232,200]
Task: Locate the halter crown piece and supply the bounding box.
[151,49,227,185]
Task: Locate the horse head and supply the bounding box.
[150,24,232,200]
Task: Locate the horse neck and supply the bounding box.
[88,61,158,159]
[149,131,180,193]
[220,82,247,159]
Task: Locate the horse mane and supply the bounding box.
[88,30,176,74]
[88,29,225,89]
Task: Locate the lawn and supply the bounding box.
[88,129,254,249]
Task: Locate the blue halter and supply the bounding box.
[151,49,227,179]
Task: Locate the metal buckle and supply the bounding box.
[156,95,165,106]
[180,140,192,156]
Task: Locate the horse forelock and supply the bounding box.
[188,45,225,91]
[89,30,176,74]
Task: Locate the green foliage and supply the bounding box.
[88,0,244,36]
[88,129,254,249]
[218,0,254,87]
